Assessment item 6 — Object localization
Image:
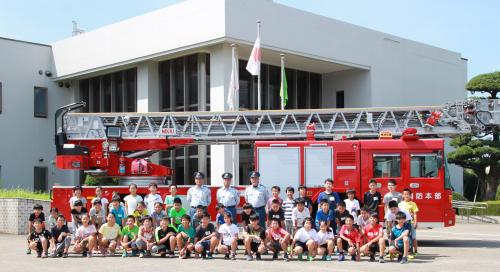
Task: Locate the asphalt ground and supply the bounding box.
[1,221,499,272]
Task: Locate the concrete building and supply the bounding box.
[0,0,466,191]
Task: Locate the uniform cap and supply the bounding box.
[74,200,83,206]
[249,171,260,178]
[92,198,102,205]
[193,171,205,179]
[222,172,233,179]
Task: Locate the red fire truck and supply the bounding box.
[51,99,500,228]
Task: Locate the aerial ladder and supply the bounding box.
[55,99,500,179]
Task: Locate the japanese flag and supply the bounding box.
[246,34,261,76]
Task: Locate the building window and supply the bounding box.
[34,166,48,192]
[34,86,48,118]
[0,81,2,114]
[159,53,210,185]
[336,90,345,108]
[238,60,321,110]
[79,68,136,113]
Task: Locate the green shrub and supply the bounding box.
[0,188,50,200]
[452,192,469,201]
[84,175,119,186]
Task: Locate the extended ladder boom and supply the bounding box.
[62,99,500,141]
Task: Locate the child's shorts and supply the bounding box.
[268,241,282,252]
[197,240,211,251]
[319,243,328,250]
[152,244,169,254]
[368,244,380,253]
[295,241,308,252]
[285,220,294,236]
[250,242,261,253]
[340,240,355,251]
[411,225,417,239]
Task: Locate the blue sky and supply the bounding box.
[0,0,498,79]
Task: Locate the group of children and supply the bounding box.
[27,179,419,264]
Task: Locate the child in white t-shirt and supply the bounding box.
[124,183,143,215]
[217,212,239,260]
[144,183,163,215]
[290,217,318,261]
[344,189,360,218]
[291,198,310,234]
[316,220,335,261]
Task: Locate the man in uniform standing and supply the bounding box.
[216,172,240,221]
[244,171,269,228]
[187,172,211,219]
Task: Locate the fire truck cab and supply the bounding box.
[255,136,455,228]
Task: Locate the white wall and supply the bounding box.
[322,69,372,108]
[0,38,75,190]
[224,0,467,107]
[51,0,226,78]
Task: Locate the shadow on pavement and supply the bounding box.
[421,239,500,249]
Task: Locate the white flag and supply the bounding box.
[227,47,239,110]
[246,34,261,76]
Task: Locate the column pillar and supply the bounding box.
[209,44,240,186]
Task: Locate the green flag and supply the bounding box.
[280,60,288,109]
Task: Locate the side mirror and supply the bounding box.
[436,156,444,169]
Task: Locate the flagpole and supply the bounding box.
[256,20,262,111]
[230,44,237,184]
[280,53,285,110]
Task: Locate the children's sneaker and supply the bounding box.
[369,254,376,262]
[207,252,214,259]
[284,253,289,262]
[246,254,253,261]
[298,253,303,260]
[326,255,332,261]
[82,251,88,257]
[397,254,403,262]
[400,256,408,264]
[169,252,175,258]
[408,253,415,260]
[26,248,31,255]
[62,253,69,258]
[256,253,262,260]
[87,252,93,258]
[338,253,345,262]
[122,251,128,258]
[351,254,356,261]
[379,256,385,263]
[307,255,314,262]
[131,250,138,257]
[224,253,230,260]
[272,252,278,260]
[50,252,58,258]
[231,253,236,260]
[139,252,144,258]
[42,252,48,258]
[146,250,152,257]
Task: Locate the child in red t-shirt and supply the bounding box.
[266,218,290,261]
[360,213,386,263]
[337,214,360,261]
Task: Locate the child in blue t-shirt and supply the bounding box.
[215,203,231,229]
[110,197,126,227]
[389,211,411,264]
[315,199,335,231]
